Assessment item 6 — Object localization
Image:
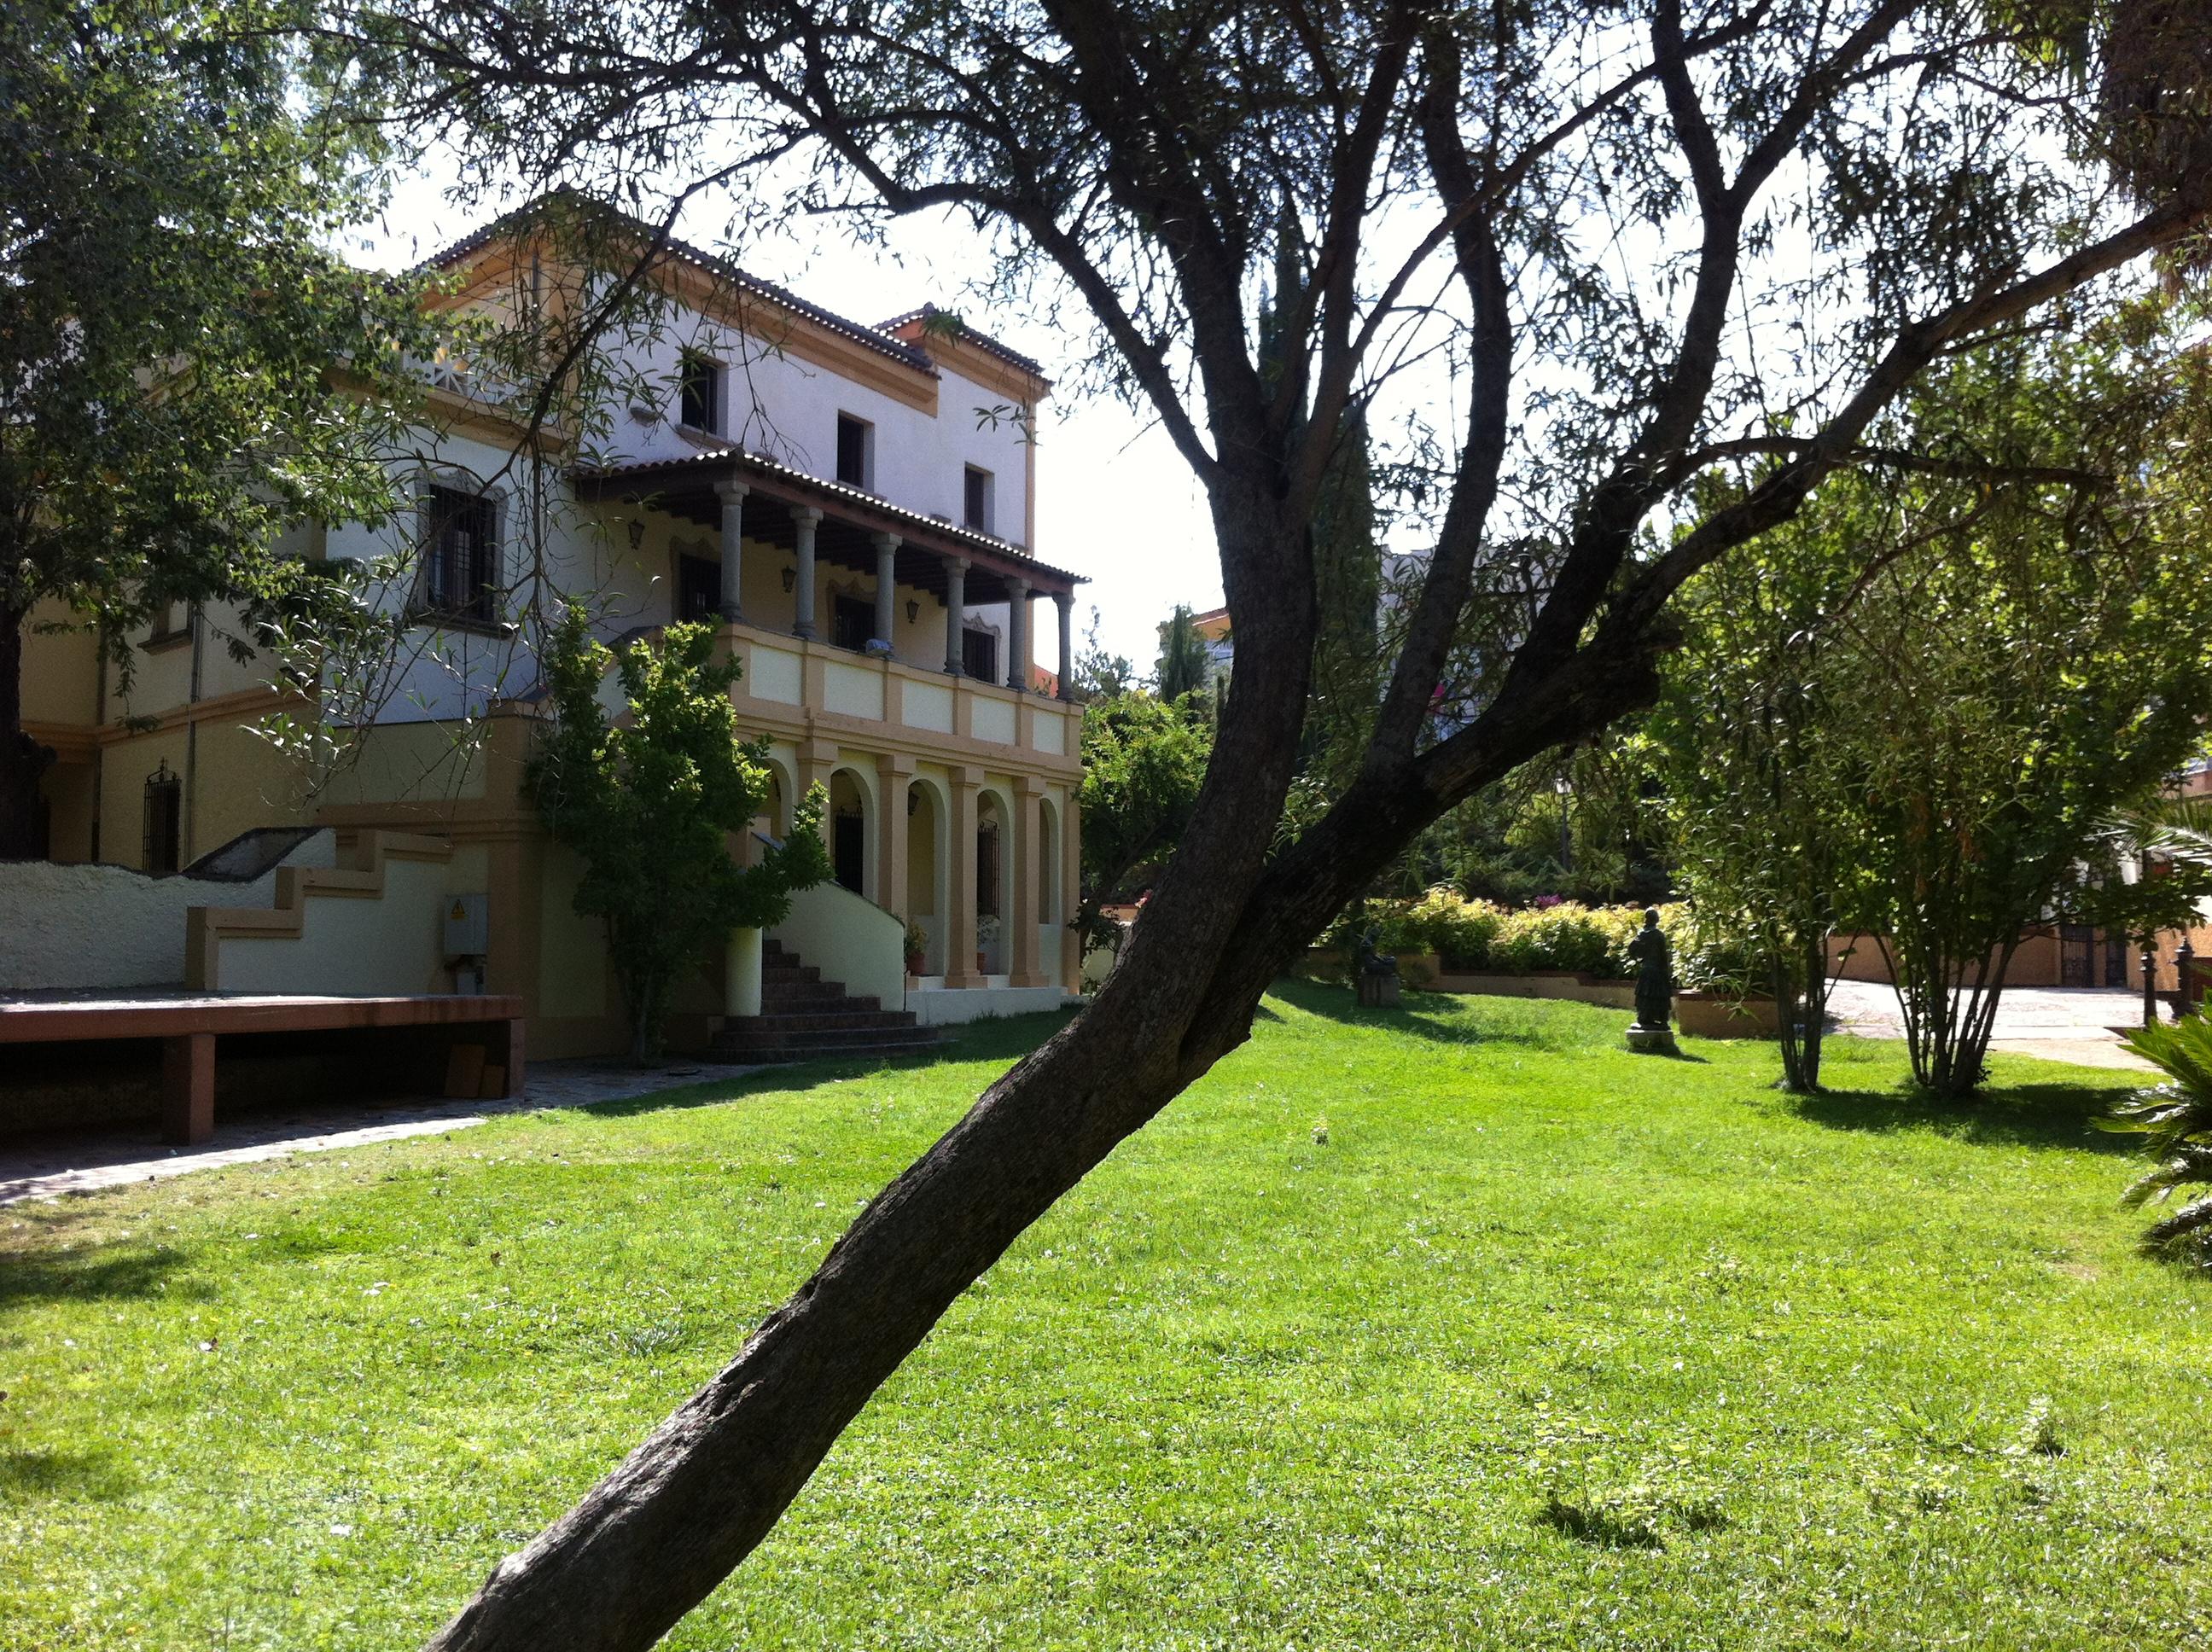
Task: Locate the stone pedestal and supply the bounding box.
[1356,972,1400,1008]
[1624,1021,1677,1055]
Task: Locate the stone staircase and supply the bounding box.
[708,938,946,1064]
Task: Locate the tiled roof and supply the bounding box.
[419,195,938,375]
[579,444,1085,587]
[877,303,1048,380]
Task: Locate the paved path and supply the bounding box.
[1826,981,2156,1072]
[0,1059,754,1207]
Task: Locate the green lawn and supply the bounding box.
[4,983,2209,1649]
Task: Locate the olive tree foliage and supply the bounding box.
[1662,310,2212,1097]
[527,605,830,1061]
[1651,538,1866,1091]
[0,0,448,855]
[330,1,2212,1644]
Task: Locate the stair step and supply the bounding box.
[738,1010,919,1032]
[761,991,882,1014]
[711,1030,949,1059]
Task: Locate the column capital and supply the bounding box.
[789,503,823,527]
[946,555,971,573]
[713,477,749,505]
[871,529,903,552]
[1052,588,1073,610]
[946,763,983,790]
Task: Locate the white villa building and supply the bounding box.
[13,199,1089,1060]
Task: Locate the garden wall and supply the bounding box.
[0,829,335,992]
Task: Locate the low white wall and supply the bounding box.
[772,881,906,1012]
[216,851,454,997]
[910,985,1077,1027]
[0,834,335,991]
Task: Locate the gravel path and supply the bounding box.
[0,1059,754,1207]
[1825,980,2157,1073]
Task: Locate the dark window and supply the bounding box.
[961,626,998,682]
[833,593,875,652]
[836,414,870,487]
[833,808,865,894]
[963,465,992,532]
[419,486,499,624]
[679,353,720,433]
[677,554,722,622]
[975,821,1001,917]
[143,765,182,875]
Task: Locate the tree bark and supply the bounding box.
[0,608,54,860]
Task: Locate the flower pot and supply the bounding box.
[905,953,925,975]
[976,951,988,974]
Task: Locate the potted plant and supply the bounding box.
[976,913,1001,974]
[904,920,928,976]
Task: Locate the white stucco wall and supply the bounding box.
[771,880,906,1013]
[0,832,336,991]
[214,850,463,997]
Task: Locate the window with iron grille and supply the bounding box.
[836,413,872,488]
[143,765,181,875]
[961,625,997,683]
[418,486,500,625]
[832,593,875,652]
[679,352,721,433]
[963,465,992,532]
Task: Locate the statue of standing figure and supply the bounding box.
[1624,907,1677,1052]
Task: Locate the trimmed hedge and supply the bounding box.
[1365,888,1704,981]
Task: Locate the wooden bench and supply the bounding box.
[0,993,525,1145]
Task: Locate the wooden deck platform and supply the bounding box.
[0,992,525,1146]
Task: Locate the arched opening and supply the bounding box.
[905,778,949,975]
[1038,796,1062,983]
[829,768,873,898]
[755,765,790,841]
[975,791,1012,975]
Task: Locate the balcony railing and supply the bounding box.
[720,620,1074,762]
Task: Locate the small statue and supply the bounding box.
[1624,907,1676,1052]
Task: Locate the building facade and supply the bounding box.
[15,201,1088,1056]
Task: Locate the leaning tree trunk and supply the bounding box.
[423,499,1330,1651]
[420,550,1652,1649]
[0,609,54,860]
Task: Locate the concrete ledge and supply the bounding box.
[1677,992,1781,1040]
[909,986,1077,1027]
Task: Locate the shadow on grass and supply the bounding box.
[1790,1080,2138,1155]
[1268,974,1616,1050]
[0,1241,189,1317]
[579,1008,1079,1123]
[0,1446,135,1503]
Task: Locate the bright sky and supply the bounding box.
[352,168,1220,678]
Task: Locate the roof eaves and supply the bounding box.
[418,195,938,375]
[579,445,1086,585]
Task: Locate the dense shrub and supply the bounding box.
[1327,893,1733,982]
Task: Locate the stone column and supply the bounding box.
[943,556,969,674]
[789,506,821,638]
[946,765,982,988]
[725,928,762,1018]
[870,532,899,655]
[1010,777,1045,986]
[1006,576,1031,693]
[714,479,748,624]
[876,751,914,925]
[1055,590,1074,699]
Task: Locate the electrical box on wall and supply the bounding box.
[443,893,489,958]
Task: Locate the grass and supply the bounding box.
[3,981,2210,1649]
